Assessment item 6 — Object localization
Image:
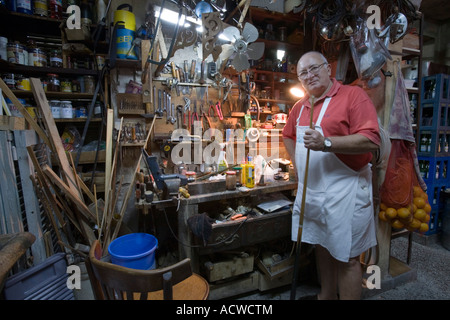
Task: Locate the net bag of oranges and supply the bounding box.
[379,140,431,233]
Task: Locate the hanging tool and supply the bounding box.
[208,102,216,118]
[191,101,199,133]
[215,101,224,120]
[176,105,183,129]
[157,89,163,117]
[183,97,191,129]
[290,95,315,300]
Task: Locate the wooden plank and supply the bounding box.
[104,109,113,198]
[0,79,50,146]
[42,164,96,223]
[29,77,80,196]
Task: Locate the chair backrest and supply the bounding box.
[86,240,193,300]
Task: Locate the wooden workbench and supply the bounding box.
[136,180,300,298]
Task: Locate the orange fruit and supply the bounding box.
[409,218,422,229]
[378,211,389,222]
[397,207,410,219]
[423,203,431,213]
[391,219,404,229]
[380,202,387,211]
[413,186,423,197]
[423,214,431,223]
[413,197,426,209]
[419,223,429,233]
[385,207,397,219]
[420,192,428,200]
[414,208,427,222]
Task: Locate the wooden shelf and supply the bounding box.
[0,60,99,77]
[11,90,95,100]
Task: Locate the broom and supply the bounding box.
[290,95,315,300]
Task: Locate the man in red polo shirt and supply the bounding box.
[283,51,380,300]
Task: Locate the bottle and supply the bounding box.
[49,0,63,19]
[245,156,255,188]
[96,0,106,23]
[427,134,432,153]
[217,143,228,172]
[420,135,428,152]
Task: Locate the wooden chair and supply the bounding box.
[85,240,209,300]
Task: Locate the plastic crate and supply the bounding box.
[417,129,450,157]
[3,253,74,300]
[421,74,450,103]
[418,156,450,185]
[419,101,450,130]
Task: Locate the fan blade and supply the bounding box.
[232,52,250,72]
[221,26,241,42]
[220,43,236,61]
[247,42,265,60]
[242,23,259,43]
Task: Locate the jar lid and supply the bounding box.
[226,171,236,175]
[233,166,242,170]
[47,73,58,77]
[185,171,196,176]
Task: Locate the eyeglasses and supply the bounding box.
[297,62,328,80]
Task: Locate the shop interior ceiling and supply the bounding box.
[419,0,450,21]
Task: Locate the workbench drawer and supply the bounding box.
[197,209,292,254]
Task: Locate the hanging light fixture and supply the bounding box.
[290,84,305,98]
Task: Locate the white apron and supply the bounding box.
[292,97,377,262]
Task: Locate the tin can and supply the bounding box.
[7,42,26,64]
[16,77,31,91]
[75,106,87,118]
[28,48,47,67]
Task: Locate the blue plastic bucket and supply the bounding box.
[108,233,158,270]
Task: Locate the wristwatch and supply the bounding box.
[323,137,332,152]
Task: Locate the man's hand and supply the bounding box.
[304,128,325,151]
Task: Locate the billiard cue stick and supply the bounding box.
[290,95,315,300]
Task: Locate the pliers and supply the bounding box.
[191,101,199,124]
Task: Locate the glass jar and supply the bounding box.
[60,101,73,118]
[47,73,60,91]
[49,100,61,118]
[61,79,72,92]
[34,0,48,17]
[233,166,242,187]
[49,49,63,68]
[226,171,237,190]
[83,75,95,94]
[71,79,80,92]
[2,73,16,89]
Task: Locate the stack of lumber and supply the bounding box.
[0,77,155,254]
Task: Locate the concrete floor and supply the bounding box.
[74,234,450,300]
[238,234,450,300]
